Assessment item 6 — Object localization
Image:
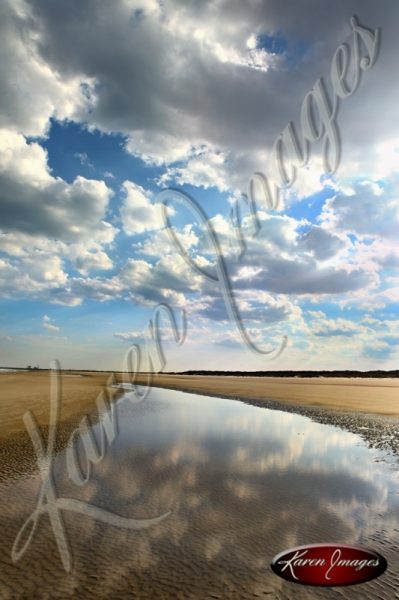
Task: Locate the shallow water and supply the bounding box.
[1,387,399,598]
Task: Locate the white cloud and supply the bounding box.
[125,131,193,166]
[0,129,114,242]
[113,330,144,342]
[42,314,59,332]
[133,224,199,257]
[1,0,398,370]
[73,248,114,275]
[312,317,360,337]
[0,0,92,137]
[0,129,117,293]
[159,147,232,192]
[120,181,161,235]
[320,177,399,240]
[1,0,397,198]
[0,254,69,299]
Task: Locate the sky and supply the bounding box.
[0,0,398,371]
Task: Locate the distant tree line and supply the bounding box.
[173,370,399,378]
[1,367,397,379]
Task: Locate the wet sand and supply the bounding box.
[2,371,399,485]
[0,386,399,599]
[0,371,120,484]
[1,371,398,445]
[132,373,399,416]
[1,375,399,598]
[0,371,116,443]
[129,374,399,458]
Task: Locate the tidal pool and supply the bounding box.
[1,387,399,598]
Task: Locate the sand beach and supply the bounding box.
[1,372,399,598]
[0,371,398,445]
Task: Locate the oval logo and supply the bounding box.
[271,544,387,587]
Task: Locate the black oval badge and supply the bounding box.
[271,543,387,586]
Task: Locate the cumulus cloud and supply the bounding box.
[0,130,114,242]
[5,0,393,201]
[0,0,91,137]
[312,317,360,337]
[73,248,114,274]
[133,225,199,257]
[120,181,161,235]
[125,131,193,166]
[301,225,345,261]
[0,254,69,300]
[119,255,198,305]
[320,178,399,240]
[1,0,399,369]
[192,289,299,325]
[0,128,116,295]
[159,148,232,192]
[64,207,372,324]
[1,0,397,195]
[195,212,372,296]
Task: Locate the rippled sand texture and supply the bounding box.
[0,371,117,441]
[1,388,399,598]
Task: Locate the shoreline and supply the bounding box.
[1,372,399,442]
[173,386,399,459]
[1,372,399,480]
[130,374,399,458]
[131,373,399,416]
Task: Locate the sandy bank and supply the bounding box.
[131,373,399,416]
[1,372,398,445]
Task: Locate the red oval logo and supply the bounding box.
[271,544,387,587]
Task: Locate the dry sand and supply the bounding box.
[1,372,398,444]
